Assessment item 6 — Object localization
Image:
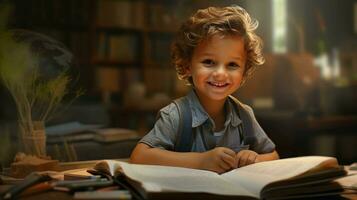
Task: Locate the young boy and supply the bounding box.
[130,6,279,174]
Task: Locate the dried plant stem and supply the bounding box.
[0,27,82,157]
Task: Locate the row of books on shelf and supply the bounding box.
[95,33,173,64]
[96,33,140,63]
[149,34,173,63]
[12,0,186,31]
[148,3,182,30]
[95,67,176,95]
[12,0,91,27]
[96,0,145,29]
[96,0,183,31]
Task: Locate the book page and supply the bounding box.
[116,161,254,197]
[221,156,336,197]
[94,160,121,176]
[63,168,93,180]
[334,167,357,189]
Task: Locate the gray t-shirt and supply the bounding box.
[140,90,275,153]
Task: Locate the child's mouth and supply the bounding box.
[207,81,229,88]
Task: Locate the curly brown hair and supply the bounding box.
[171,5,265,84]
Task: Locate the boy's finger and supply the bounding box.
[239,154,248,167]
[247,153,256,164]
[234,154,239,168]
[223,148,236,157]
[222,153,236,168]
[219,157,231,170]
[236,151,243,167]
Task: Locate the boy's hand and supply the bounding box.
[201,147,236,174]
[235,150,259,168]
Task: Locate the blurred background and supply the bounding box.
[0,0,356,165]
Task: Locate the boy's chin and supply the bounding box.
[206,93,230,101]
[195,88,232,101]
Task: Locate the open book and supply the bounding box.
[93,156,347,200]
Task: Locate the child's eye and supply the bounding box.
[228,62,240,69]
[201,59,215,66]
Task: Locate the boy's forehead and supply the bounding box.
[195,34,246,53]
[201,34,243,45]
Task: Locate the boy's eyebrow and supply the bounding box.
[199,52,215,57]
[199,53,244,61]
[231,56,244,61]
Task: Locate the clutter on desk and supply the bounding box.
[62,168,96,180]
[53,177,113,192]
[74,190,131,199]
[2,172,52,199]
[10,153,59,178]
[1,167,131,199]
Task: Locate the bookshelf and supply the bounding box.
[8,0,95,90]
[93,0,180,95]
[8,0,195,131]
[92,0,184,131]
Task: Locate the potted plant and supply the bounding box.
[0,10,82,158]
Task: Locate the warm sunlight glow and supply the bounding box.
[273,0,287,53]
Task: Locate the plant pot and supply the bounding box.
[18,121,46,157]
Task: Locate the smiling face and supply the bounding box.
[188,34,247,103]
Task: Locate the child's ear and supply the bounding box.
[185,66,191,76]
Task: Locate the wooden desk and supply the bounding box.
[1,160,356,199]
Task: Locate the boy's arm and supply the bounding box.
[130,143,202,169]
[130,143,237,174]
[235,150,279,167]
[257,150,279,162]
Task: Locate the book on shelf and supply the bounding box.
[143,68,175,94]
[122,68,141,89]
[96,33,138,63]
[95,67,122,93]
[97,0,131,28]
[148,3,180,30]
[96,0,144,29]
[96,32,109,60]
[108,35,138,62]
[91,156,348,200]
[149,34,173,63]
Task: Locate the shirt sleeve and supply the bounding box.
[139,103,179,150]
[240,104,276,154]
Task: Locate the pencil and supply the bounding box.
[19,181,53,197]
[2,173,52,199]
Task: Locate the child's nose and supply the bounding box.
[213,65,228,78]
